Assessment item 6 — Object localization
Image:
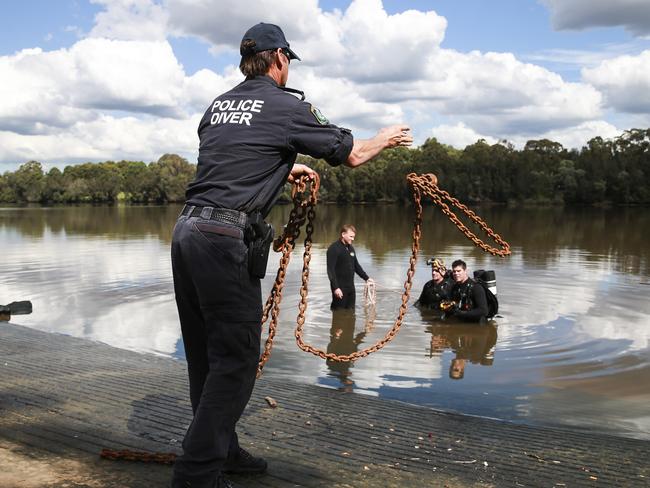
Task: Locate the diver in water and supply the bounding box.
[415,257,454,316]
[448,259,489,323]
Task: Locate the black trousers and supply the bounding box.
[171,215,262,484]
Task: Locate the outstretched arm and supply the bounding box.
[346,125,413,168]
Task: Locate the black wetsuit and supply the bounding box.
[415,274,454,310]
[450,278,489,323]
[326,239,369,310]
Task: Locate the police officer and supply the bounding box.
[170,22,413,488]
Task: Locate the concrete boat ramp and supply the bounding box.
[1,322,648,487]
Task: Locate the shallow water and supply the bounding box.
[1,204,649,439]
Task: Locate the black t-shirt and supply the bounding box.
[186,75,353,215]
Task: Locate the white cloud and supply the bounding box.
[430,120,621,150]
[168,0,447,82]
[0,113,200,165]
[366,49,602,136]
[582,50,650,113]
[324,0,446,83]
[430,122,497,149]
[0,39,190,133]
[525,41,650,69]
[182,66,244,113]
[64,25,85,38]
[0,0,643,167]
[291,68,405,131]
[0,48,91,134]
[428,51,602,134]
[165,0,602,136]
[69,38,187,115]
[529,120,621,149]
[89,0,169,41]
[543,0,650,36]
[166,0,324,52]
[0,36,234,165]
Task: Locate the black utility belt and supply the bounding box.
[180,205,248,229]
[181,204,274,279]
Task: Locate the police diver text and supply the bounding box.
[210,99,265,126]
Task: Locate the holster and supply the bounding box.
[245,212,274,279]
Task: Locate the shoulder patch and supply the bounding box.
[310,105,329,125]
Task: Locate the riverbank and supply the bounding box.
[1,322,648,487]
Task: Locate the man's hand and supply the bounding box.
[346,125,413,167]
[334,288,343,299]
[288,163,318,183]
[379,125,413,149]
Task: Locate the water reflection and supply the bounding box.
[426,323,498,380]
[326,309,363,391]
[1,204,649,440]
[324,306,377,391]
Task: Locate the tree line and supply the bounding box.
[1,128,648,205]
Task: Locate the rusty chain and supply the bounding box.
[293,181,422,362]
[290,172,510,363]
[100,448,176,464]
[101,172,511,463]
[406,173,511,257]
[256,174,320,376]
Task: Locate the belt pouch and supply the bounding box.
[246,214,274,279]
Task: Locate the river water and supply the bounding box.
[1,204,649,440]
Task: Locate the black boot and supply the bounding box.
[223,447,267,474]
[171,474,237,488]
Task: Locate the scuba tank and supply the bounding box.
[474,270,497,296]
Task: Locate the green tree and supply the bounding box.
[0,172,17,202]
[152,154,196,202]
[10,161,45,202]
[117,160,158,202]
[43,167,66,202]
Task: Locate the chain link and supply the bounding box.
[100,449,176,464]
[406,173,511,257]
[256,174,320,376]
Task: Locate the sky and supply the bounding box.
[1,0,649,171]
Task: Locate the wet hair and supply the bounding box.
[451,259,466,270]
[340,224,357,235]
[239,40,278,77]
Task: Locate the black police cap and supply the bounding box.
[240,22,300,61]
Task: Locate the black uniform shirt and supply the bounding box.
[186,75,353,215]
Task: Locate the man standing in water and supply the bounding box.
[449,259,489,323]
[170,22,412,488]
[327,224,372,310]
